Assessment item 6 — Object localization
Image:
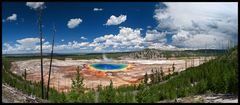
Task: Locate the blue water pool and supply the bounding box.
[90,64,128,71]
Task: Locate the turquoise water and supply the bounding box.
[90,64,128,71]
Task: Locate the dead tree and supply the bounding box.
[46,24,56,99]
[204,43,207,62]
[24,68,27,81]
[168,68,171,75]
[172,63,175,73]
[192,56,195,67]
[58,72,60,91]
[185,60,187,69]
[23,68,27,90]
[227,39,231,53]
[37,8,44,99]
[160,68,163,81]
[199,56,201,65]
[160,67,164,77]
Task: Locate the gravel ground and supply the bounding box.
[2,84,48,103]
[158,94,238,103]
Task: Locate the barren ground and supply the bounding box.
[158,94,238,103]
[10,57,214,93]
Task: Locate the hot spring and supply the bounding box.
[90,64,128,71]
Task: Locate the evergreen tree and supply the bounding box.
[105,80,116,103]
[59,92,66,103]
[69,66,85,102]
[71,66,84,94]
[150,69,155,84]
[115,92,125,103]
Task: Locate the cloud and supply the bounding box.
[178,34,229,49]
[3,37,92,54]
[6,13,17,21]
[81,36,87,40]
[148,43,177,50]
[144,30,166,43]
[105,15,127,26]
[67,18,82,29]
[26,2,45,10]
[93,8,103,11]
[154,2,238,49]
[43,41,50,45]
[91,27,144,51]
[61,39,64,42]
[171,29,190,45]
[3,43,14,53]
[2,37,47,54]
[54,41,90,51]
[2,27,188,54]
[16,37,44,46]
[71,41,89,49]
[94,46,103,52]
[147,26,152,29]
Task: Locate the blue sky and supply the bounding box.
[2,2,157,44]
[2,2,238,54]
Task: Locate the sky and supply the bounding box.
[2,2,238,54]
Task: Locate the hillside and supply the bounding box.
[133,46,238,103]
[120,48,225,60]
[2,84,48,103]
[120,48,164,59]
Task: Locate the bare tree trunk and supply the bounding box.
[24,68,27,91]
[185,60,187,69]
[58,72,59,91]
[46,24,56,99]
[24,68,27,81]
[38,9,44,99]
[205,43,207,62]
[193,55,194,67]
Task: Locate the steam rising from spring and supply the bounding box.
[103,53,112,61]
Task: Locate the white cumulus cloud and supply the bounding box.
[3,37,47,54]
[148,43,177,50]
[81,36,87,40]
[144,30,166,43]
[6,13,17,21]
[26,2,45,10]
[91,27,144,51]
[2,37,92,54]
[105,15,127,26]
[16,37,44,46]
[67,18,82,29]
[154,2,238,49]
